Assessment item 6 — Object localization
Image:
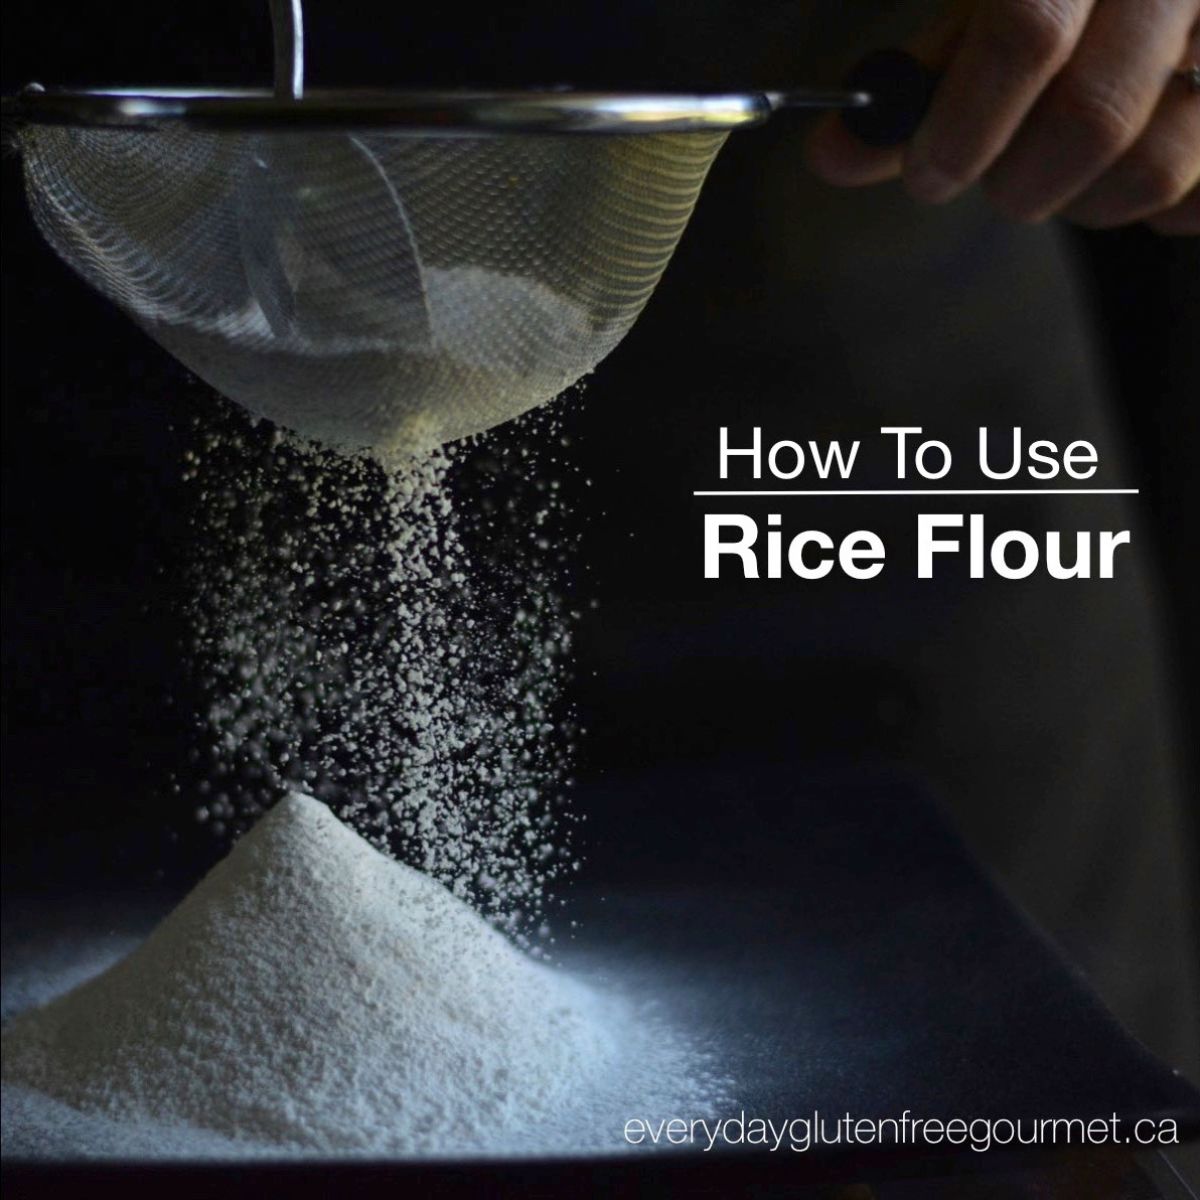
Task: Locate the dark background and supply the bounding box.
[2,2,1196,945]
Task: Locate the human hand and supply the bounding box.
[806,0,1200,234]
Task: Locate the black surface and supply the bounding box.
[3,2,1199,1193]
[4,766,1198,1197]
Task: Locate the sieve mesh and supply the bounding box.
[19,125,726,452]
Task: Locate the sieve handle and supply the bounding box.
[270,0,305,101]
[839,49,940,147]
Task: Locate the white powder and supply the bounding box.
[140,261,607,454]
[2,794,720,1158]
[178,401,582,943]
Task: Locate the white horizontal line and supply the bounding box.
[691,488,1139,497]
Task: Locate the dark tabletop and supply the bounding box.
[3,764,1198,1196]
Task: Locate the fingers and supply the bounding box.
[806,0,1200,235]
[903,0,1095,203]
[1062,73,1200,228]
[983,0,1200,220]
[804,115,905,187]
[1145,183,1200,235]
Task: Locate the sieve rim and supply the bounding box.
[0,85,866,134]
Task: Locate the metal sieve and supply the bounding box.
[2,1,866,454]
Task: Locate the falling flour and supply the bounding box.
[2,794,720,1158]
[176,399,583,943]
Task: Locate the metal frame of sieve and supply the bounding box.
[0,0,867,134]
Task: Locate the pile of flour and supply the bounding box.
[2,794,716,1159]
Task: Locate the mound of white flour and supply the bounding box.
[2,795,716,1158]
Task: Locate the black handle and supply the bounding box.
[841,49,940,147]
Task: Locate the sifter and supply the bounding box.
[2,1,925,455]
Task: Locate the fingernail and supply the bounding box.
[905,158,958,204]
